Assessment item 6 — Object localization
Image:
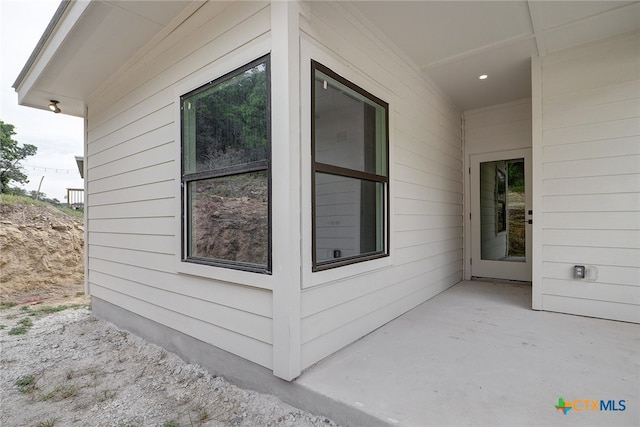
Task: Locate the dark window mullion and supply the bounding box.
[311,60,389,272]
[314,162,388,183]
[183,160,268,183]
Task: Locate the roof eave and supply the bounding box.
[12,0,89,117]
[12,0,71,90]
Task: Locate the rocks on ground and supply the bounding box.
[0,306,339,427]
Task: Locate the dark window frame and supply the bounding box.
[180,55,272,274]
[311,60,390,272]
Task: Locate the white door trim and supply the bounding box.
[470,148,532,282]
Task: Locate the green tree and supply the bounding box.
[194,63,268,167]
[0,120,37,193]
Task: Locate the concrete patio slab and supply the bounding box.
[296,281,639,426]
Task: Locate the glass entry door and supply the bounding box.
[471,149,532,281]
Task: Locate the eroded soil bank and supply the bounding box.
[1,199,338,426]
[0,201,84,302]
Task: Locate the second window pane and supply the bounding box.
[315,173,384,263]
[188,172,268,266]
[314,70,387,175]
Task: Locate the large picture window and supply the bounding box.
[181,55,271,273]
[312,61,389,271]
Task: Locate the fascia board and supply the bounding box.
[13,0,92,104]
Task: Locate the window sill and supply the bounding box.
[303,254,393,289]
[175,257,274,290]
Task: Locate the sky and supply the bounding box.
[1,0,84,202]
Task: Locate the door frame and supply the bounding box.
[465,148,532,282]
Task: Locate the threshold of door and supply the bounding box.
[471,276,531,285]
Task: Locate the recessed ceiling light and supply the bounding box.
[479,74,488,80]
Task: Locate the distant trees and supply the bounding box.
[507,160,525,193]
[194,64,268,169]
[0,120,37,194]
[3,185,61,206]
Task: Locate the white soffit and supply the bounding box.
[352,1,534,69]
[427,38,538,111]
[541,2,640,54]
[36,1,165,100]
[532,0,637,30]
[16,0,640,115]
[13,0,194,117]
[352,0,640,111]
[105,0,190,26]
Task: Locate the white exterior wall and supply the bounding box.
[299,2,463,369]
[463,100,532,279]
[85,2,277,369]
[533,31,640,323]
[464,99,532,155]
[84,0,465,377]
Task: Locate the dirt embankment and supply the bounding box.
[0,199,339,427]
[0,201,84,303]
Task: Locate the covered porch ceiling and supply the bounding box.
[13,1,640,116]
[353,0,640,111]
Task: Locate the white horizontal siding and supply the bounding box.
[85,2,275,368]
[539,31,640,323]
[89,270,272,344]
[90,123,174,167]
[542,229,640,249]
[90,258,272,318]
[464,99,532,155]
[301,270,461,368]
[543,79,639,114]
[300,2,462,369]
[88,164,174,196]
[89,142,174,181]
[89,198,175,219]
[89,284,272,368]
[542,117,639,146]
[542,136,639,162]
[542,174,640,196]
[543,212,639,230]
[542,193,640,212]
[301,251,461,318]
[89,233,174,254]
[88,217,174,235]
[89,245,175,273]
[541,294,639,324]
[542,246,639,268]
[543,262,639,287]
[88,180,174,206]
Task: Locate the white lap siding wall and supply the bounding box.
[299,2,464,369]
[533,31,640,323]
[85,0,466,376]
[86,2,275,369]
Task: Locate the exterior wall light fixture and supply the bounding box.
[48,100,61,113]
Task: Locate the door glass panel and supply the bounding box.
[480,158,525,261]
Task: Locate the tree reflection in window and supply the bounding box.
[181,55,271,273]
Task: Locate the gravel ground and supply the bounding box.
[0,305,338,427]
